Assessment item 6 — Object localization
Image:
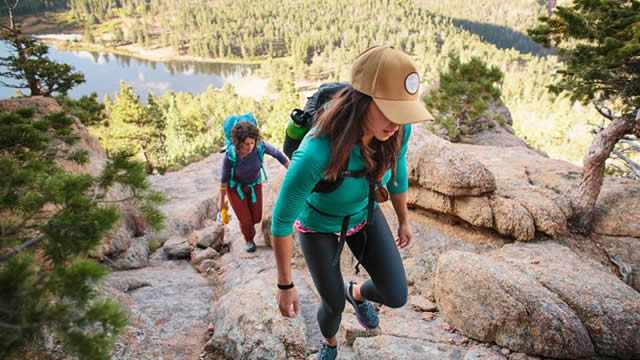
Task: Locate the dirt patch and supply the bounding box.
[10,12,80,35]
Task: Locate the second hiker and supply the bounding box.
[219,114,289,253]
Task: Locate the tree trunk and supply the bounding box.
[547,0,556,16]
[8,8,14,29]
[11,33,42,96]
[571,113,636,233]
[142,150,154,174]
[4,0,19,30]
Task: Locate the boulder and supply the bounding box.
[593,177,640,238]
[353,335,466,359]
[407,128,496,196]
[162,236,191,259]
[498,242,640,358]
[197,259,216,274]
[463,345,507,360]
[490,195,535,242]
[206,270,307,359]
[434,242,640,358]
[402,212,504,300]
[595,234,640,291]
[189,224,225,250]
[191,247,219,265]
[102,260,214,360]
[109,236,150,270]
[407,125,580,241]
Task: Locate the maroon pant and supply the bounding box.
[227,184,263,243]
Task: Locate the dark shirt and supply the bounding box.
[221,142,288,184]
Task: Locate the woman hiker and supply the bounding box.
[219,120,289,252]
[270,46,432,359]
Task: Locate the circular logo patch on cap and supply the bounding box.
[405,72,420,95]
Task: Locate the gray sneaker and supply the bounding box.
[345,281,379,329]
[245,241,256,253]
[317,343,337,360]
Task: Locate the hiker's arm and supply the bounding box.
[390,191,411,249]
[273,235,293,285]
[271,138,327,318]
[273,233,299,317]
[388,124,412,249]
[263,142,290,168]
[387,124,412,195]
[271,136,329,238]
[219,157,232,210]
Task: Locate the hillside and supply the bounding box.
[47,0,598,165]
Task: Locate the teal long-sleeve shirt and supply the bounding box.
[271,124,412,237]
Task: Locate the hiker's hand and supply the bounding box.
[396,222,412,249]
[218,196,226,212]
[277,287,299,318]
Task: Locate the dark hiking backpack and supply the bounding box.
[283,82,349,159]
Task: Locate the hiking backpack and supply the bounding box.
[283,82,349,159]
[223,112,266,203]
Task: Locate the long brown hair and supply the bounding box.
[313,85,403,181]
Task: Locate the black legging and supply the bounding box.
[298,206,408,339]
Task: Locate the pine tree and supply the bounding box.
[0,106,163,359]
[529,0,640,232]
[0,27,85,97]
[99,82,168,174]
[145,94,169,173]
[424,53,504,141]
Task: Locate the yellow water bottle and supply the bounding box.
[220,206,230,225]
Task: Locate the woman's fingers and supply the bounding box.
[292,296,300,317]
[277,288,299,318]
[396,223,412,249]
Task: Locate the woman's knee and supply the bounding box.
[384,284,408,308]
[322,296,345,316]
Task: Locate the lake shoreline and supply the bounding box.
[39,36,270,67]
[14,11,270,67]
[2,36,273,101]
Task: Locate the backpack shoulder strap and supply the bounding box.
[256,142,266,162]
[226,144,237,163]
[256,142,268,183]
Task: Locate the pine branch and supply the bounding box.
[98,195,138,204]
[97,187,140,204]
[593,101,614,120]
[619,139,640,152]
[0,79,24,89]
[0,234,46,263]
[0,320,26,330]
[612,150,640,179]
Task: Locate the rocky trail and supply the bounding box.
[100,126,639,359]
[5,95,638,360]
[100,151,619,360]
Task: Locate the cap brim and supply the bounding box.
[374,98,434,125]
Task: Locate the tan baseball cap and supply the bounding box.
[351,46,433,124]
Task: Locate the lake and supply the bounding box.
[0,42,269,100]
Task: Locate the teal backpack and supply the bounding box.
[223,112,267,203]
